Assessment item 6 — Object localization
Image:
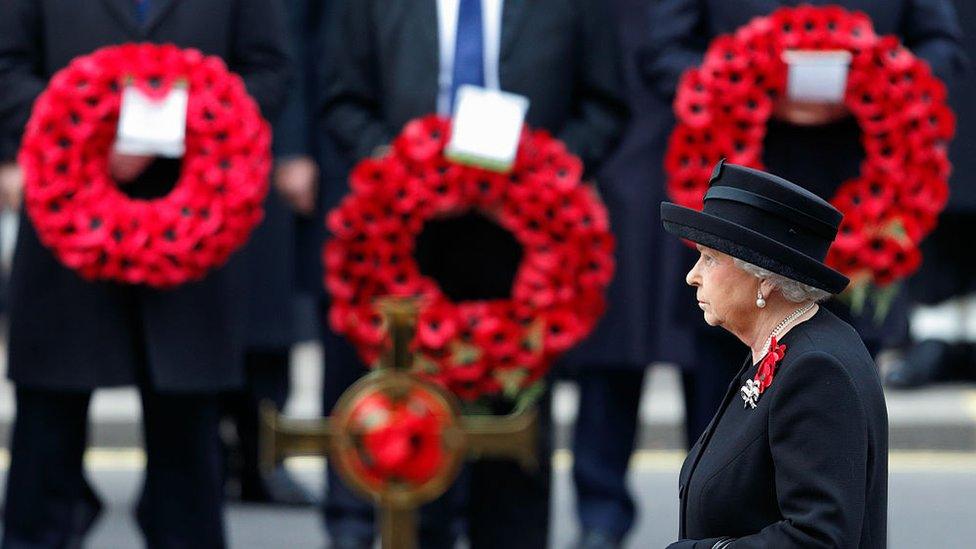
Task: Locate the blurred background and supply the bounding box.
[2,0,976,547]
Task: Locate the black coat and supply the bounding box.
[670,307,888,548]
[565,0,695,370]
[944,0,976,212]
[242,0,322,350]
[0,0,291,392]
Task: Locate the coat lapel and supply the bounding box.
[100,0,142,37]
[417,0,439,80]
[499,0,528,60]
[144,0,181,35]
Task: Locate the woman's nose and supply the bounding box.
[686,263,700,287]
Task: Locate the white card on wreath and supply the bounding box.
[446,85,529,173]
[114,81,188,158]
[783,50,852,103]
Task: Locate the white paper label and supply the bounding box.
[783,50,852,103]
[445,85,529,173]
[114,82,188,158]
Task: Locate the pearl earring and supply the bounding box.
[756,288,766,309]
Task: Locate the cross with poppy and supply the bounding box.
[260,297,539,549]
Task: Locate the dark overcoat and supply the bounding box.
[907,0,976,305]
[564,0,697,370]
[669,307,888,548]
[0,0,291,392]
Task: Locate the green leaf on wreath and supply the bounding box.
[882,219,908,243]
[414,354,441,374]
[450,341,482,365]
[871,282,901,325]
[844,281,869,317]
[524,319,545,352]
[514,380,547,414]
[498,369,529,400]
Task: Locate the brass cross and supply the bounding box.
[260,298,538,549]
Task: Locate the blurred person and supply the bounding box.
[220,0,320,507]
[318,0,628,547]
[661,161,888,548]
[562,1,698,547]
[891,0,976,388]
[640,0,965,362]
[0,0,290,546]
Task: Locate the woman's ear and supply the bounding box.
[759,278,777,299]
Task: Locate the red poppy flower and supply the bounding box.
[754,337,786,393]
[394,116,450,163]
[353,391,447,485]
[675,70,714,128]
[417,302,458,349]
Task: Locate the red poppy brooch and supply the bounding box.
[741,337,787,409]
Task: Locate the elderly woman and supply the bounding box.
[660,161,888,548]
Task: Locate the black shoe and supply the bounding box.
[329,534,374,549]
[238,467,319,507]
[575,530,622,549]
[884,340,949,388]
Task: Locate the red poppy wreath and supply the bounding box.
[666,5,954,292]
[19,43,271,288]
[324,116,615,402]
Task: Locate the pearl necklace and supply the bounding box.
[757,302,816,360]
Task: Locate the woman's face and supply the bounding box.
[686,245,758,330]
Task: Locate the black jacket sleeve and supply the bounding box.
[272,0,319,158]
[670,351,873,548]
[319,0,394,162]
[0,0,46,162]
[901,0,967,85]
[230,0,293,122]
[638,0,708,101]
[556,0,629,175]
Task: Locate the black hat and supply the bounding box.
[661,160,849,294]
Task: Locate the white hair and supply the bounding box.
[733,258,831,304]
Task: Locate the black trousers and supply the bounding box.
[222,349,290,485]
[2,386,226,549]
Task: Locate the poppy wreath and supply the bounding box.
[666,5,954,290]
[325,116,615,402]
[19,43,271,288]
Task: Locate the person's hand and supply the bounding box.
[273,156,319,215]
[0,161,23,211]
[773,98,849,126]
[109,150,155,184]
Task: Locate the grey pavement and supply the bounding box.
[2,452,975,548]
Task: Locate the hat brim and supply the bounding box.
[661,202,849,294]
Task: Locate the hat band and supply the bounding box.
[705,186,838,239]
[703,199,833,261]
